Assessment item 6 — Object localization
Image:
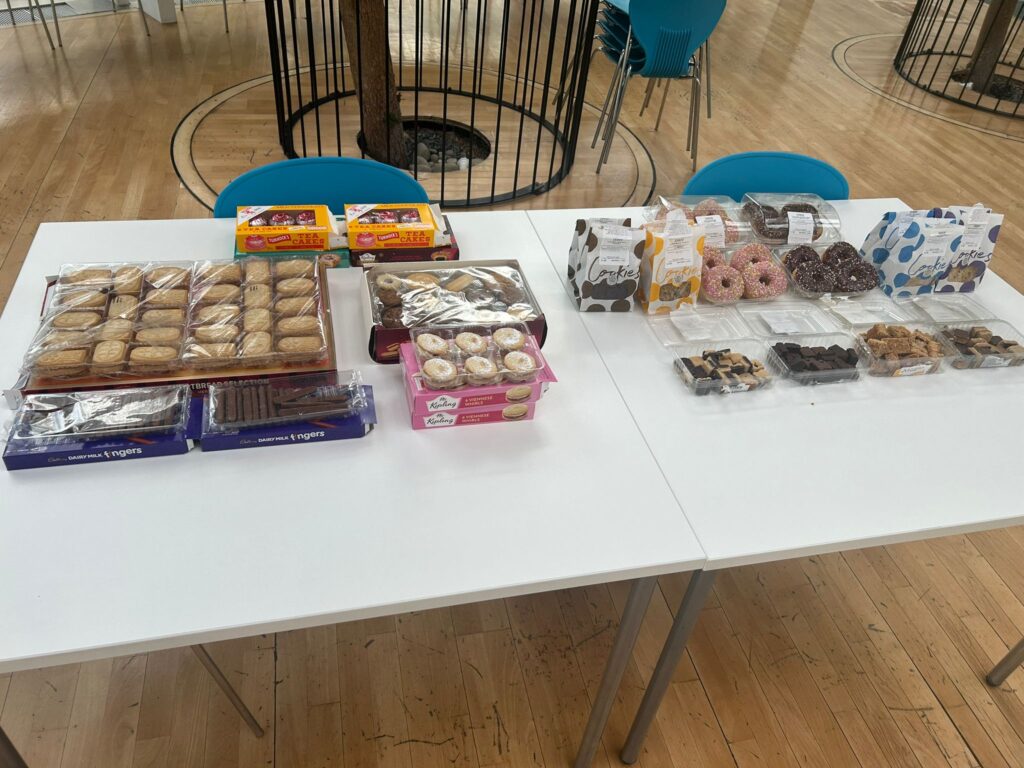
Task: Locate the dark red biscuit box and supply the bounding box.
[364,260,547,363]
[349,215,460,267]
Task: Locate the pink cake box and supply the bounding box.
[405,398,538,429]
[399,339,556,416]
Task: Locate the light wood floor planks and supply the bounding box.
[3,0,1024,766]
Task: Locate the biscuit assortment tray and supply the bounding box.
[21,257,329,383]
[369,264,541,329]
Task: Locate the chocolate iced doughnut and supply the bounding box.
[793,262,836,294]
[822,241,860,268]
[782,245,819,273]
[834,260,879,292]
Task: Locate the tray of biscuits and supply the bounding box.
[20,257,330,385]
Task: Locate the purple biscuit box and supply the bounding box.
[4,430,189,470]
[198,387,376,451]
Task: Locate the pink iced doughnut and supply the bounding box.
[701,245,728,271]
[730,242,773,272]
[693,199,728,218]
[742,261,788,299]
[701,265,745,304]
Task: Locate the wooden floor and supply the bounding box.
[4,0,1024,766]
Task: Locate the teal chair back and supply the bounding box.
[213,157,429,217]
[630,0,725,79]
[684,152,850,201]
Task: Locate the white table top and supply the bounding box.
[528,200,1024,569]
[0,212,705,674]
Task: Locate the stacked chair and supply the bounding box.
[591,0,725,172]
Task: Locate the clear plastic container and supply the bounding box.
[10,385,190,442]
[939,321,1024,370]
[740,193,842,246]
[765,333,862,385]
[699,242,789,304]
[853,322,954,377]
[737,301,837,337]
[648,306,750,345]
[775,242,880,298]
[645,195,754,248]
[670,338,773,395]
[825,295,927,327]
[205,371,365,431]
[910,294,996,324]
[408,322,546,389]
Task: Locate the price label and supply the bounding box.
[980,355,1010,369]
[787,212,815,245]
[920,233,951,265]
[695,215,726,248]
[762,312,807,335]
[598,225,633,267]
[663,231,695,270]
[959,205,989,256]
[894,363,933,377]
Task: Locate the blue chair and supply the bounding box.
[591,0,725,173]
[683,152,850,201]
[213,157,429,218]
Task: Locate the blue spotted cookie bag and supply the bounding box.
[859,205,1002,299]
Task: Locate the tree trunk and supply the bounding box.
[967,0,1015,91]
[340,0,408,168]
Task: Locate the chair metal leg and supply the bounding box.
[179,0,183,11]
[110,0,116,11]
[592,44,626,148]
[987,638,1024,686]
[0,725,28,768]
[31,0,55,50]
[654,77,671,132]
[601,31,632,145]
[138,0,150,35]
[221,0,228,32]
[704,38,712,119]
[690,55,702,171]
[5,0,16,26]
[48,0,61,46]
[572,576,658,768]
[597,63,630,172]
[191,645,265,737]
[639,78,656,117]
[620,570,717,765]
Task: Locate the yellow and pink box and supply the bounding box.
[235,205,345,253]
[399,336,556,430]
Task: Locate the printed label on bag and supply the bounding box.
[598,225,633,267]
[787,212,815,245]
[958,206,989,257]
[663,231,695,270]
[695,215,726,248]
[894,211,923,237]
[894,363,932,376]
[980,355,1011,368]
[720,383,750,394]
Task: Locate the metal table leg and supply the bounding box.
[620,569,716,765]
[986,638,1024,686]
[573,576,658,768]
[0,725,29,768]
[191,645,265,737]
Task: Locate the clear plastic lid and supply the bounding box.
[10,385,190,442]
[408,322,545,389]
[648,306,750,346]
[740,193,842,246]
[825,295,928,327]
[775,242,880,298]
[910,293,996,324]
[737,301,837,337]
[699,242,789,304]
[644,195,754,248]
[939,321,1024,370]
[765,333,862,385]
[853,322,954,377]
[205,371,365,432]
[670,338,773,395]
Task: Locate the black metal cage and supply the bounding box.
[263,0,599,206]
[895,0,1024,118]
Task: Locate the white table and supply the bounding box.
[0,212,706,767]
[527,199,1024,763]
